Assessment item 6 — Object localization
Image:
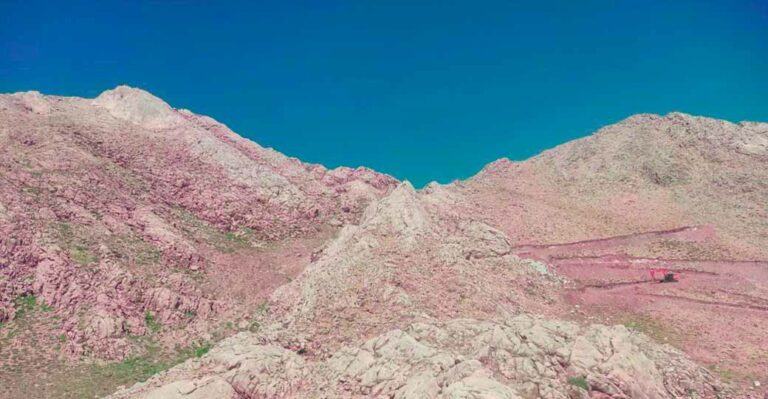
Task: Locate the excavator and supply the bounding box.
[648,267,678,283]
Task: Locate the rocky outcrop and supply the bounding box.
[108,315,723,399]
[269,179,563,352]
[93,86,188,130]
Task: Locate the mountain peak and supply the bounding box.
[93,85,186,129]
[95,85,166,106]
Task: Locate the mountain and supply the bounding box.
[0,87,396,397]
[455,112,768,397]
[464,112,768,254]
[1,88,766,398]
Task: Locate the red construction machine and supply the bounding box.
[648,268,678,283]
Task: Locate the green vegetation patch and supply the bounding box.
[195,344,211,358]
[70,244,98,265]
[0,297,217,399]
[14,294,37,309]
[621,314,679,345]
[144,311,161,333]
[211,226,256,253]
[567,376,589,390]
[95,354,167,382]
[170,207,256,253]
[53,218,163,270]
[55,221,74,239]
[12,294,51,319]
[54,222,99,266]
[707,364,759,384]
[223,227,254,246]
[175,342,212,359]
[90,341,212,389]
[107,232,162,266]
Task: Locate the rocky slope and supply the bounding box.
[455,113,768,395]
[109,315,721,399]
[0,87,396,397]
[2,88,767,398]
[103,177,730,398]
[463,112,768,256]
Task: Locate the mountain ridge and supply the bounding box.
[9,85,768,190]
[1,87,767,398]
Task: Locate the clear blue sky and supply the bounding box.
[2,1,767,186]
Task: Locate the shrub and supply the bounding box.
[13,294,37,318]
[144,311,160,333]
[568,376,589,390]
[194,344,211,358]
[70,244,98,265]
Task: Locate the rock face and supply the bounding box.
[2,88,767,398]
[108,315,721,399]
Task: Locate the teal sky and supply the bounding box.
[2,1,767,186]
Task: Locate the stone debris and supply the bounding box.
[108,315,722,399]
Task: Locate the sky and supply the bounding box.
[2,1,767,186]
